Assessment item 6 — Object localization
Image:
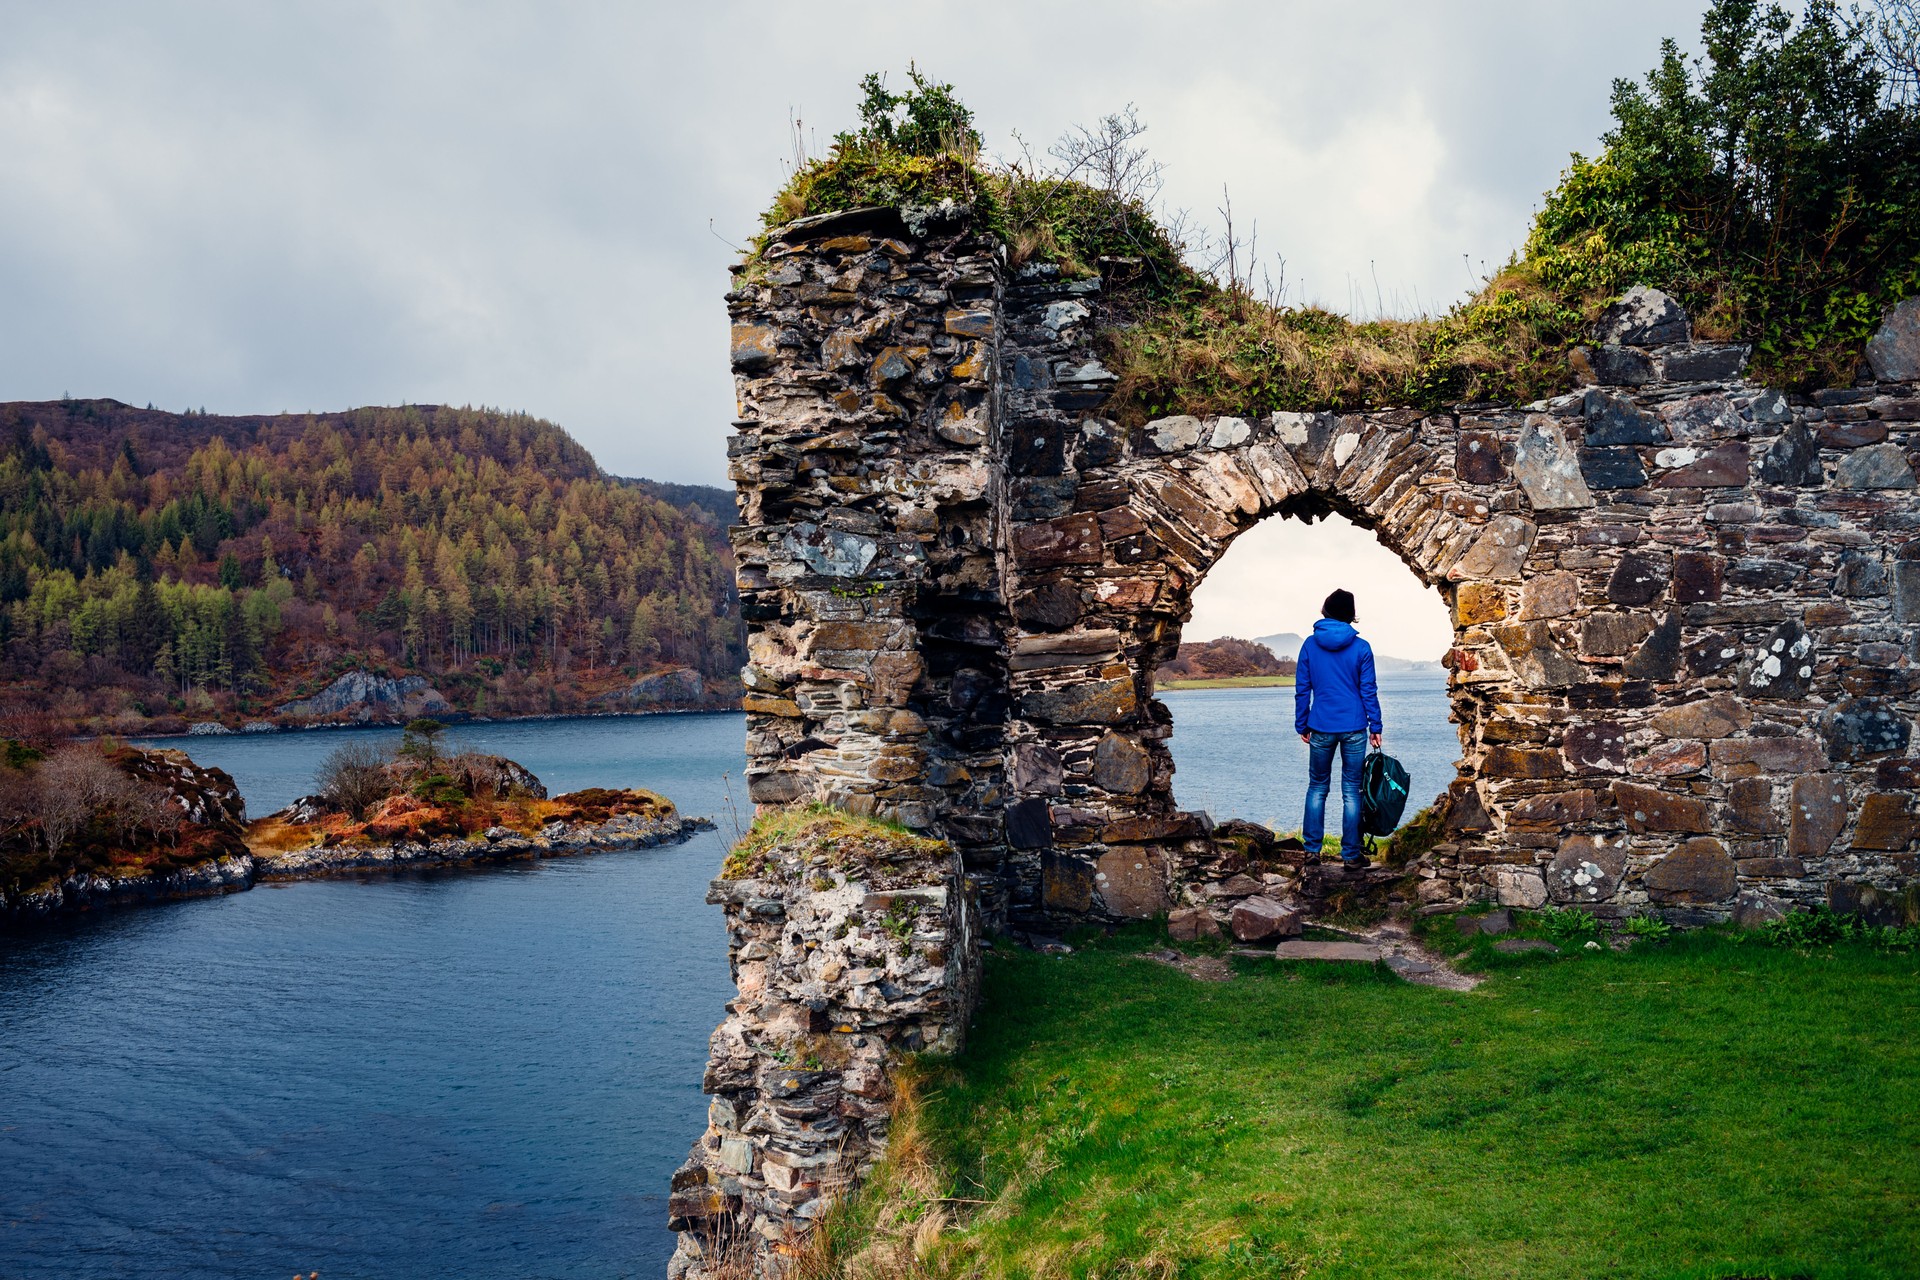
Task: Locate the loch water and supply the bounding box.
[0,678,1457,1279]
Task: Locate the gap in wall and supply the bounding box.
[1161,512,1460,836]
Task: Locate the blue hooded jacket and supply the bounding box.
[1294,619,1383,735]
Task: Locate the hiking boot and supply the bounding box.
[1340,856,1369,871]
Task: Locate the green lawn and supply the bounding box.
[1156,675,1296,690]
[827,928,1920,1280]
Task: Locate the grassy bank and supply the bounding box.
[1156,675,1296,691]
[814,927,1920,1279]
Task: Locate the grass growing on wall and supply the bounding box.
[807,926,1920,1279]
[760,3,1920,420]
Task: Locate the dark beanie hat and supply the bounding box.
[1322,589,1356,623]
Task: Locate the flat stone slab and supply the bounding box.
[1275,940,1383,963]
[1383,954,1437,977]
[1493,939,1559,955]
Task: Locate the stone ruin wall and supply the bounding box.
[726,204,1920,932]
[668,834,979,1277]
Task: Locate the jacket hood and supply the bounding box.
[1311,618,1360,651]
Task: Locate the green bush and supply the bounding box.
[1528,0,1920,386]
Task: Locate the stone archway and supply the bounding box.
[999,405,1530,923]
[726,205,1920,937]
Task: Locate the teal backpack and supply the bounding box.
[1360,750,1411,849]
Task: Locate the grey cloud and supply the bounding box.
[0,0,1705,483]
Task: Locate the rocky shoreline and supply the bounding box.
[1,810,713,924]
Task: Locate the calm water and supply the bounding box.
[1163,672,1460,833]
[1,713,748,1280]
[0,686,1457,1279]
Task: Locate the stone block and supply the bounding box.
[1483,746,1566,779]
[1672,551,1724,603]
[1834,442,1916,489]
[1453,582,1508,625]
[1853,793,1920,851]
[1167,906,1222,941]
[1828,880,1913,926]
[1584,390,1666,445]
[1709,737,1828,778]
[1091,732,1152,794]
[1865,296,1920,381]
[1020,676,1138,726]
[1519,572,1580,620]
[1607,551,1668,606]
[1013,514,1103,567]
[1742,620,1814,700]
[1513,418,1593,510]
[1595,286,1690,346]
[1006,797,1052,849]
[1508,788,1601,829]
[1897,562,1920,625]
[1456,430,1508,484]
[1583,345,1655,386]
[1565,722,1629,773]
[1613,781,1712,833]
[1547,835,1628,903]
[1095,846,1168,918]
[1275,939,1384,963]
[1635,739,1708,777]
[1012,581,1082,631]
[1492,620,1587,688]
[1493,866,1549,908]
[1645,837,1737,904]
[1451,515,1536,581]
[1651,695,1751,740]
[1147,415,1203,453]
[1836,551,1888,598]
[1580,446,1648,490]
[1581,611,1655,657]
[1731,891,1788,929]
[1455,908,1514,936]
[1757,422,1823,486]
[1824,700,1913,761]
[1726,777,1784,835]
[1654,443,1750,487]
[1662,345,1749,381]
[1230,896,1302,942]
[1786,774,1848,857]
[1041,850,1096,912]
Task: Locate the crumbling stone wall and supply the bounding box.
[727,207,1920,933]
[667,830,979,1278]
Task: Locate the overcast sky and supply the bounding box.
[1,0,1708,649]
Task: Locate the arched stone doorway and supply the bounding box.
[1001,406,1528,923]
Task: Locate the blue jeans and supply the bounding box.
[1303,729,1369,862]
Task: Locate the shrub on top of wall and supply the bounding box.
[757,1,1919,418]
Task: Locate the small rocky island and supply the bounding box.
[0,722,709,921]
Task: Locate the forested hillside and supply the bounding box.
[0,399,742,736]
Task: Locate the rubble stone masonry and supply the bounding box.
[683,202,1920,1275]
[725,206,1920,932]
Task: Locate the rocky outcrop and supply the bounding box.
[274,671,453,721]
[668,812,979,1278]
[1,855,256,919]
[596,666,710,709]
[254,810,708,878]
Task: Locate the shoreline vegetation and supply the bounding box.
[1154,674,1295,690]
[0,720,709,923]
[0,401,746,742]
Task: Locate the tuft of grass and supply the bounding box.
[721,802,948,881]
[808,925,1920,1278]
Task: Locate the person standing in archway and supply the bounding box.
[1294,589,1384,868]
